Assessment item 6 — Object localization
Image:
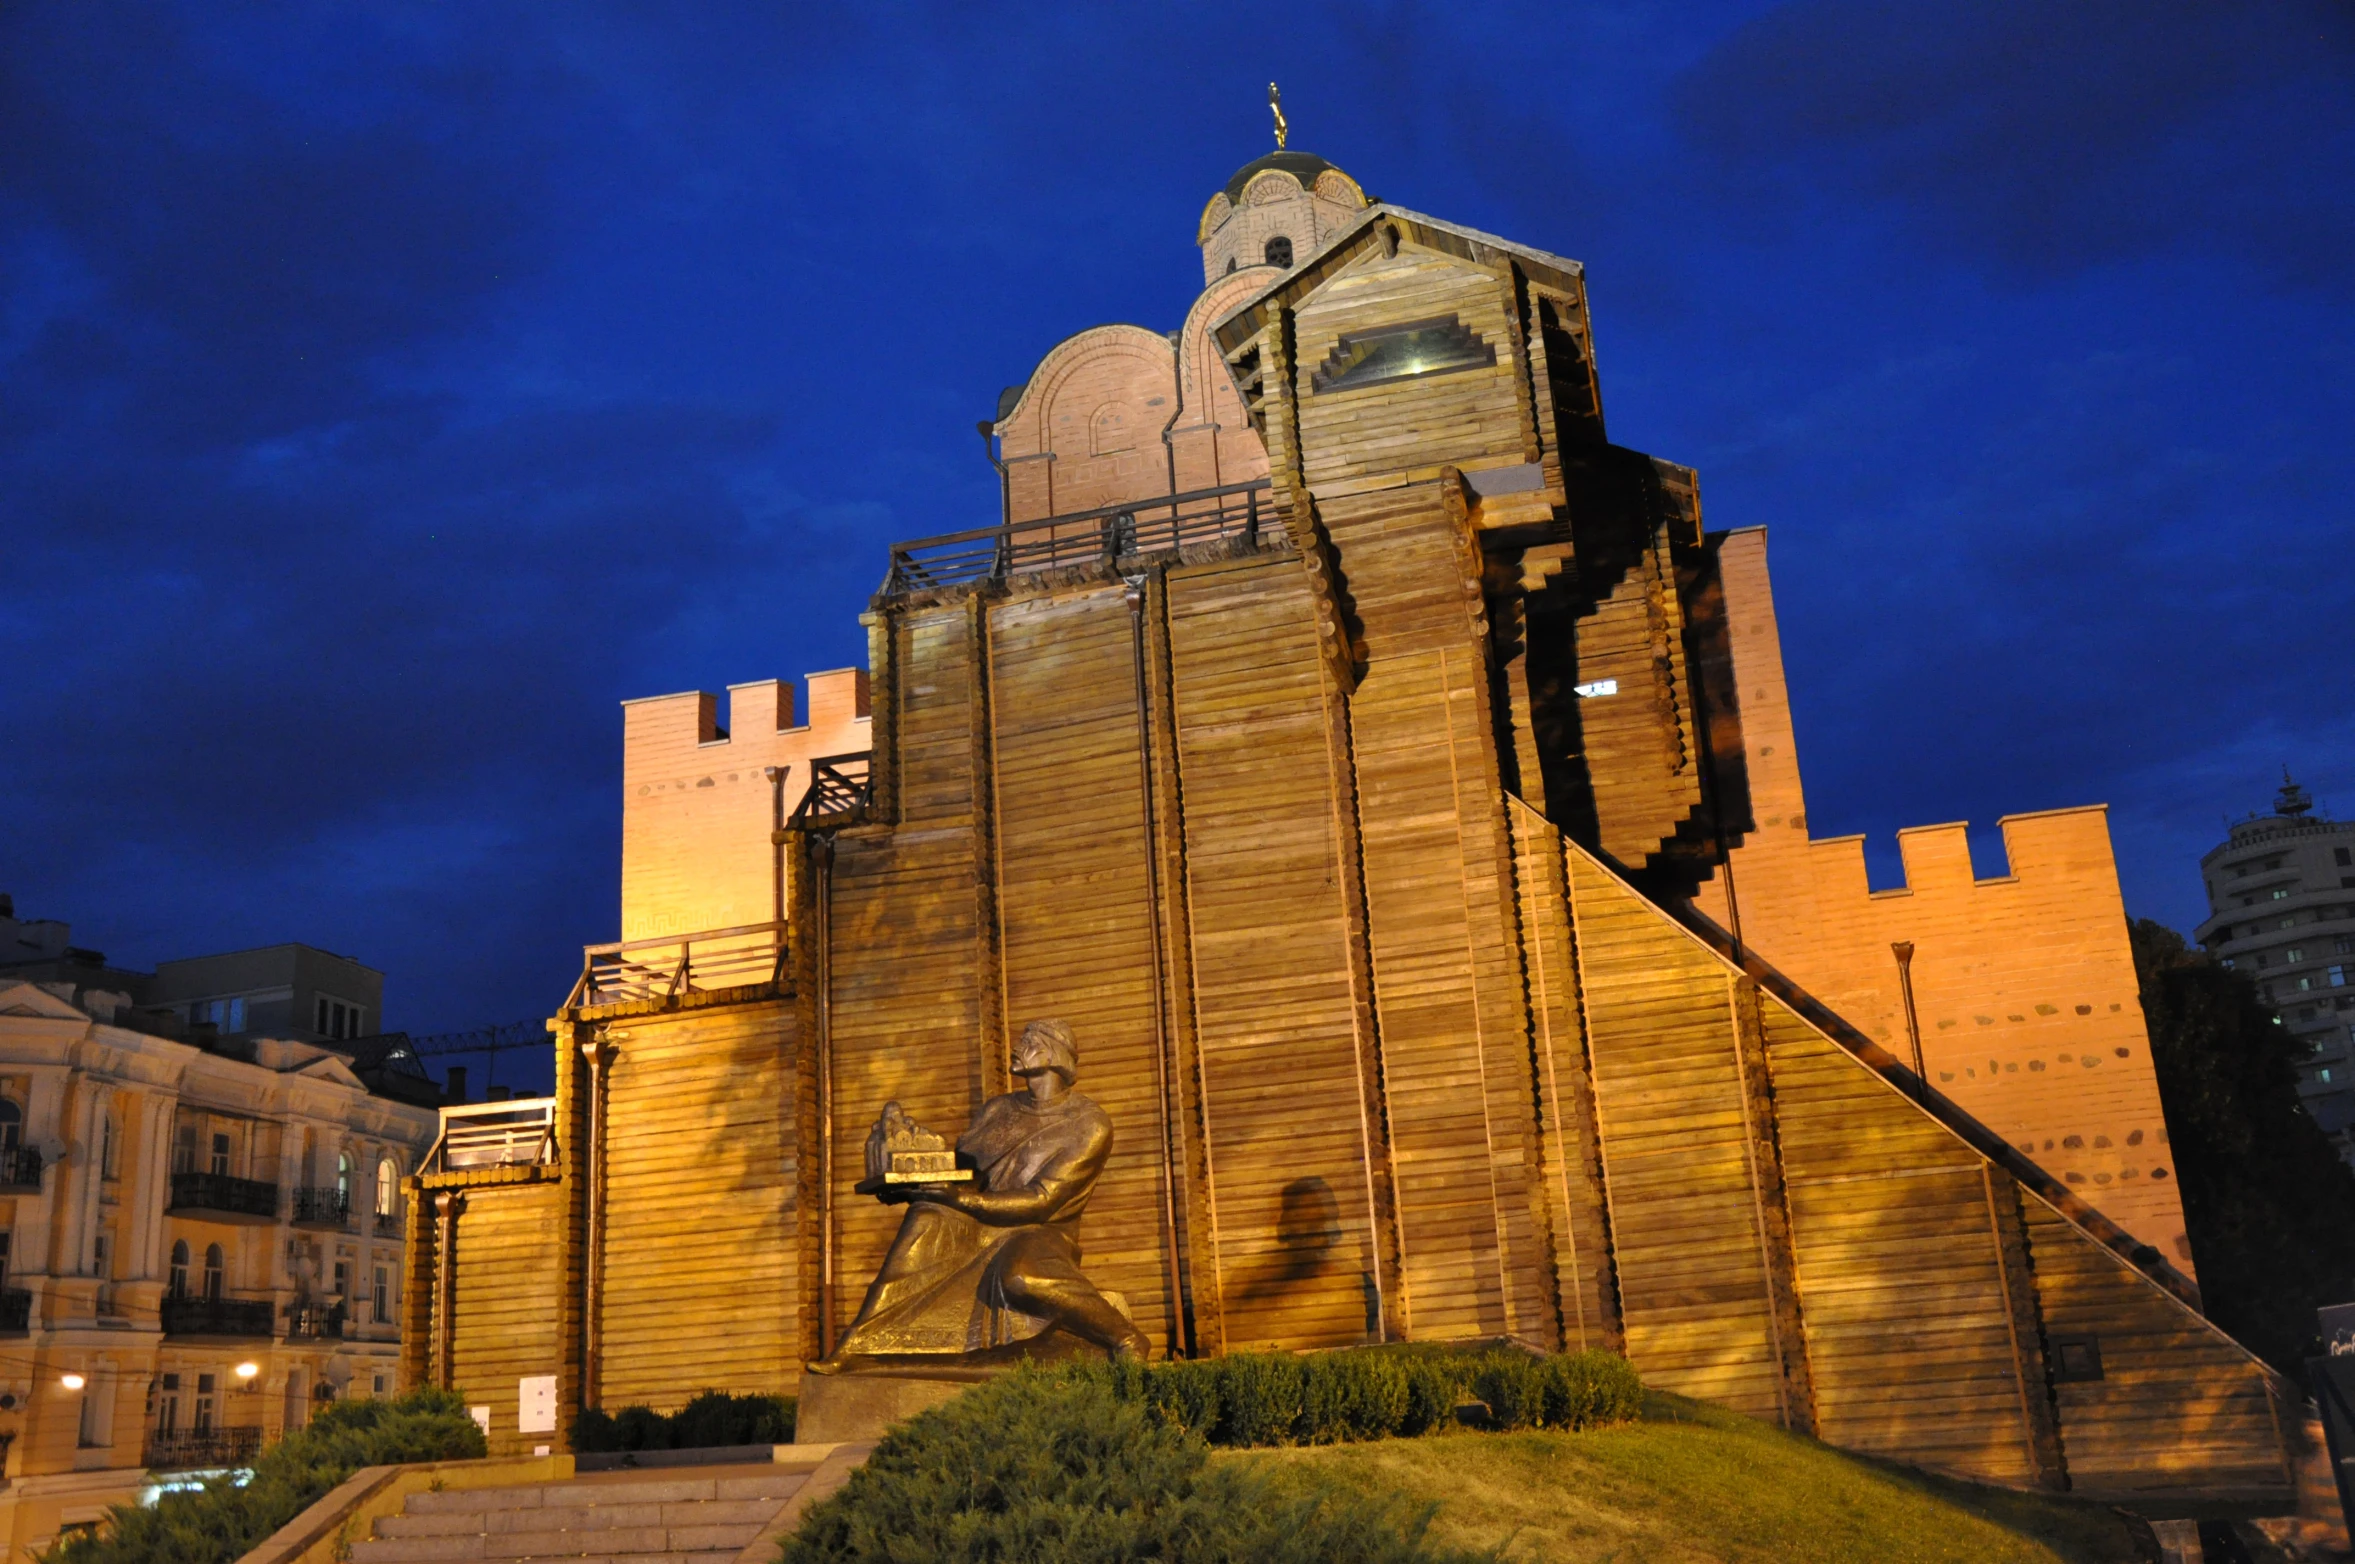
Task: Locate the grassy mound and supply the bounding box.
[1232,1390,2147,1563]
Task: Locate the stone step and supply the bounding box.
[352,1551,739,1564]
[402,1473,800,1515]
[348,1468,806,1564]
[353,1529,771,1564]
[378,1498,788,1538]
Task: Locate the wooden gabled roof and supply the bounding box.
[1211,202,1587,357]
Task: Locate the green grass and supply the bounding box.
[1223,1391,2148,1564]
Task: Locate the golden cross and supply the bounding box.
[1269,82,1288,150]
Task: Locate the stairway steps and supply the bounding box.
[351,1464,807,1564]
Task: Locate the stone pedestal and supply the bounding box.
[794,1373,972,1445]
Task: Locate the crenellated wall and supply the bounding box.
[1690,528,2190,1270]
[619,669,871,942]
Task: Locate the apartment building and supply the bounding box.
[2196,777,2355,1159]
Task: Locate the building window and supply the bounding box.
[193,1373,216,1434]
[2338,937,2355,955]
[315,997,364,1041]
[2274,889,2292,901]
[0,1099,21,1154]
[2337,847,2350,866]
[209,1132,230,1177]
[99,1112,118,1180]
[190,997,246,1032]
[1264,235,1293,267]
[373,1265,390,1324]
[168,1240,189,1298]
[375,1157,399,1220]
[336,1152,352,1203]
[372,1373,387,1396]
[332,1259,349,1302]
[202,1243,224,1301]
[91,1231,110,1279]
[2289,948,2307,963]
[2332,966,2348,988]
[156,1373,180,1436]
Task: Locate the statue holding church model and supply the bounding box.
[808,1017,1151,1373]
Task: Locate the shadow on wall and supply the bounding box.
[1218,1175,1381,1340]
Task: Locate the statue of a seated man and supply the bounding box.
[809,1018,1151,1372]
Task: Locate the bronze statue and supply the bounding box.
[809,1018,1151,1372]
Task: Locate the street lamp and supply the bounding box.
[234,1363,259,1384]
[59,1373,85,1391]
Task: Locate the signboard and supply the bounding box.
[518,1375,558,1435]
[468,1405,491,1436]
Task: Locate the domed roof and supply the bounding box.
[1223,149,1343,204]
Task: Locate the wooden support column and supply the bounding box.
[549,1015,592,1438]
[1985,1165,2069,1488]
[969,593,1010,1100]
[1730,976,1817,1436]
[788,826,827,1373]
[398,1176,434,1392]
[432,1189,463,1391]
[574,1032,614,1412]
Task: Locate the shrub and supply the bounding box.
[1467,1351,1544,1431]
[43,1388,485,1564]
[1397,1352,1465,1437]
[1300,1350,1409,1443]
[781,1367,1483,1564]
[1214,1353,1306,1446]
[1540,1350,1641,1430]
[572,1390,794,1453]
[1142,1355,1222,1437]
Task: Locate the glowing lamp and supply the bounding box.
[234,1362,260,1381]
[59,1373,85,1391]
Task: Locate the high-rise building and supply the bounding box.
[2196,777,2355,1157]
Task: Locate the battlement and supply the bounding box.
[1788,806,2117,904]
[618,668,873,944]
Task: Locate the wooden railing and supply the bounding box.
[883,478,1274,594]
[564,920,788,1010]
[427,1098,558,1173]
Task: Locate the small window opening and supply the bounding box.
[1264,235,1293,267]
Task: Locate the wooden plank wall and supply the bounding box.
[1567,513,1701,872]
[1565,843,1791,1422]
[2022,1199,2291,1496]
[1165,549,1390,1351]
[985,584,1179,1353]
[596,1001,799,1406]
[444,1182,563,1457]
[824,603,989,1344]
[1320,484,1552,1344]
[1506,798,1618,1353]
[1756,997,2046,1481]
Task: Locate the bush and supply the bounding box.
[1300,1350,1409,1443]
[43,1388,485,1564]
[571,1389,794,1454]
[1214,1353,1305,1446]
[1398,1352,1464,1437]
[1467,1352,1544,1432]
[781,1367,1483,1564]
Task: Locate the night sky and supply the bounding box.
[5,5,2350,1087]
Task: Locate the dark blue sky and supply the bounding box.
[5,3,2351,1056]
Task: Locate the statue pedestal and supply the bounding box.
[795,1372,971,1445]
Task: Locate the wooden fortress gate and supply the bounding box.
[411,204,2298,1500]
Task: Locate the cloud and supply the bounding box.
[1671,0,2355,294]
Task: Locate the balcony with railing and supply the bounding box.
[285,1300,346,1340]
[0,1288,29,1335]
[0,1146,42,1193]
[882,478,1273,595]
[145,1426,264,1471]
[564,920,787,1011]
[790,753,871,830]
[425,1099,558,1174]
[159,1294,275,1339]
[168,1171,278,1223]
[290,1186,351,1229]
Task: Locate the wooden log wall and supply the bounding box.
[437,1179,563,1457]
[984,582,1181,1353]
[822,603,991,1347]
[595,1002,799,1406]
[1165,548,1395,1351]
[1318,483,1554,1345]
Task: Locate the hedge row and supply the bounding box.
[571,1389,795,1453]
[1085,1345,1640,1447]
[44,1389,485,1564]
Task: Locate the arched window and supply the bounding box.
[169,1240,190,1298]
[335,1152,352,1202]
[0,1099,22,1153]
[375,1157,399,1221]
[202,1243,224,1301]
[1263,235,1293,268]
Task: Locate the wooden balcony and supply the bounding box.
[882,477,1273,594]
[564,920,787,1011]
[168,1171,278,1223]
[426,1099,558,1174]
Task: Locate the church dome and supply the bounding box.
[1196,148,1369,287]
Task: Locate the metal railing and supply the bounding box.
[789,753,870,828]
[286,1300,346,1340]
[0,1146,42,1192]
[159,1295,275,1338]
[291,1187,351,1227]
[145,1426,264,1472]
[883,478,1273,594]
[566,920,788,1010]
[0,1289,29,1334]
[167,1172,278,1221]
[427,1098,558,1173]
